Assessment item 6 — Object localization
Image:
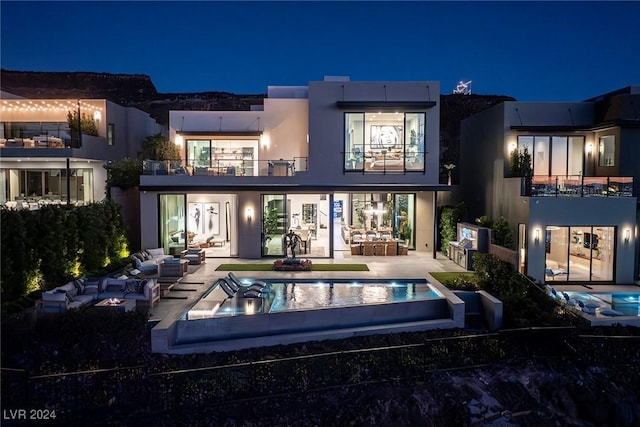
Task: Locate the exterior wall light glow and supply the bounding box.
[508,142,517,154]
[246,208,253,223]
[625,229,631,243]
[260,133,270,149]
[534,229,541,244]
[586,143,593,155]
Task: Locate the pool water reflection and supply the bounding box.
[269,281,441,312]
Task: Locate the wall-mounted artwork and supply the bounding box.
[204,202,220,235]
[188,202,203,235]
[370,125,403,149]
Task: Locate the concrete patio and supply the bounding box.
[147,251,468,353]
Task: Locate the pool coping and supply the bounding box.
[151,278,466,353]
[549,284,640,327]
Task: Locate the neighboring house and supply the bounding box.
[0,91,164,208]
[139,77,449,259]
[459,86,639,284]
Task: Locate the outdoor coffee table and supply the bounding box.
[158,276,183,297]
[94,298,136,312]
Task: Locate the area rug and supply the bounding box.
[216,263,369,272]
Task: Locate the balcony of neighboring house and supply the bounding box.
[521,175,634,197]
[142,157,309,177]
[0,130,76,149]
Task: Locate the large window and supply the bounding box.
[344,112,425,173]
[1,168,93,204]
[544,225,614,282]
[598,135,615,167]
[159,194,186,255]
[518,135,584,176]
[186,138,258,175]
[262,194,287,257]
[348,192,415,249]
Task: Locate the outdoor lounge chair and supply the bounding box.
[228,272,267,291]
[577,299,600,314]
[215,278,236,298]
[243,288,263,298]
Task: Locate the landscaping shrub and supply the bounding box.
[471,253,575,328]
[440,203,464,256]
[0,201,130,313]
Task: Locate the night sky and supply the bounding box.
[2,1,639,101]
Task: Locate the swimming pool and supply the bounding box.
[184,279,442,319]
[560,290,640,317]
[172,278,463,348]
[548,286,640,326]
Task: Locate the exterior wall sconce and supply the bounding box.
[624,229,631,243]
[508,142,517,154]
[586,143,593,155]
[260,133,270,149]
[534,229,541,244]
[246,208,253,223]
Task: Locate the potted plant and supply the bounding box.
[263,207,279,242]
[398,211,412,246]
[444,163,456,185]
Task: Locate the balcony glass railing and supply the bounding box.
[143,157,309,177]
[343,150,426,174]
[0,130,77,148]
[524,175,634,197]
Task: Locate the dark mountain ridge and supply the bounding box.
[0,69,514,167]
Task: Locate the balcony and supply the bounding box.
[142,157,309,177]
[0,131,78,149]
[521,175,634,197]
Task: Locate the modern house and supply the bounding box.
[139,77,450,259]
[0,91,164,208]
[459,86,639,284]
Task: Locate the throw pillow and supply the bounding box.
[131,256,142,268]
[123,279,139,295]
[143,251,152,261]
[137,279,149,294]
[73,279,85,295]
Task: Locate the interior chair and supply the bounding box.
[385,241,397,256]
[362,241,375,256]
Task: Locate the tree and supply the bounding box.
[67,110,98,138]
[509,146,532,177]
[142,133,182,163]
[104,157,143,190]
[492,216,514,249]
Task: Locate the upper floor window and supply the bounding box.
[107,123,115,146]
[598,135,615,167]
[344,112,425,173]
[517,135,584,176]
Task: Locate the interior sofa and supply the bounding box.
[130,248,174,274]
[39,276,160,314]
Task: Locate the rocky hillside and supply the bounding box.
[0,69,513,167]
[0,69,266,127]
